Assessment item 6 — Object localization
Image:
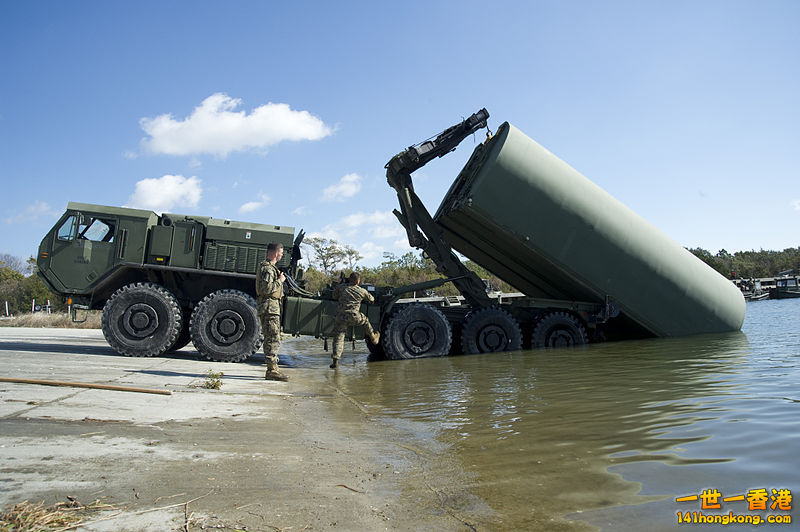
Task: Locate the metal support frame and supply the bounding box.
[385,109,494,309]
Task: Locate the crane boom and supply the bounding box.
[384,109,493,308]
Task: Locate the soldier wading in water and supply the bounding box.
[330,272,381,369]
[256,243,289,381]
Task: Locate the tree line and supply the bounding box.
[0,254,62,316]
[686,247,800,279]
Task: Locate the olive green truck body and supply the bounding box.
[37,202,311,361]
[37,109,745,362]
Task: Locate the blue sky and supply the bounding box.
[1,1,798,268]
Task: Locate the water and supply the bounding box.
[312,299,800,530]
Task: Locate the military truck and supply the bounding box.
[37,109,745,362]
[37,203,303,361]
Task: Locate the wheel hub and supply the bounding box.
[122,303,159,338]
[404,320,435,354]
[548,329,574,347]
[478,324,507,352]
[210,310,245,344]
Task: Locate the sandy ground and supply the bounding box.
[0,328,489,531]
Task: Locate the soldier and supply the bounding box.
[256,242,288,381]
[330,272,380,369]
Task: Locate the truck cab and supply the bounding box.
[38,203,157,299]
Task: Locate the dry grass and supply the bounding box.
[201,369,224,390]
[0,498,115,531]
[0,311,101,329]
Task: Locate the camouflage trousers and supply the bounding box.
[260,313,281,370]
[331,311,374,360]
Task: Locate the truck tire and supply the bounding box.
[530,311,588,349]
[460,307,522,354]
[101,282,182,357]
[190,290,263,362]
[383,303,452,360]
[167,312,192,352]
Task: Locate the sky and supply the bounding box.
[1,1,798,269]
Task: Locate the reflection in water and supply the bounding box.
[316,299,800,531]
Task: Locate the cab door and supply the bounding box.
[47,212,116,292]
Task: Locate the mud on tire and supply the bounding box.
[101,282,182,357]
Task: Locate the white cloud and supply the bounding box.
[239,193,271,214]
[292,206,307,215]
[392,238,415,252]
[792,199,800,211]
[303,212,417,267]
[126,174,202,213]
[357,241,384,262]
[357,239,415,265]
[322,173,362,202]
[374,223,406,239]
[139,93,333,157]
[4,200,59,224]
[317,210,406,243]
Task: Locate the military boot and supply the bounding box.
[265,361,288,381]
[265,369,288,381]
[329,359,338,369]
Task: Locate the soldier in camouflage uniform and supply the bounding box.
[330,272,380,369]
[256,243,288,381]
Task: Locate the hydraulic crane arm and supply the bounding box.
[385,109,493,308]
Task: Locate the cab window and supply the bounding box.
[78,217,115,242]
[57,215,77,241]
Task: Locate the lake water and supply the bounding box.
[304,298,799,530]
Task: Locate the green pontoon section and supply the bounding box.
[435,122,745,337]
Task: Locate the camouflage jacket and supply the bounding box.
[333,283,374,317]
[256,261,283,315]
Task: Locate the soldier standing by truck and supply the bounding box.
[257,243,289,381]
[329,272,380,369]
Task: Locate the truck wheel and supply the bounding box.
[167,311,192,352]
[190,290,263,362]
[383,303,452,360]
[101,282,182,357]
[530,311,588,349]
[460,307,522,354]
